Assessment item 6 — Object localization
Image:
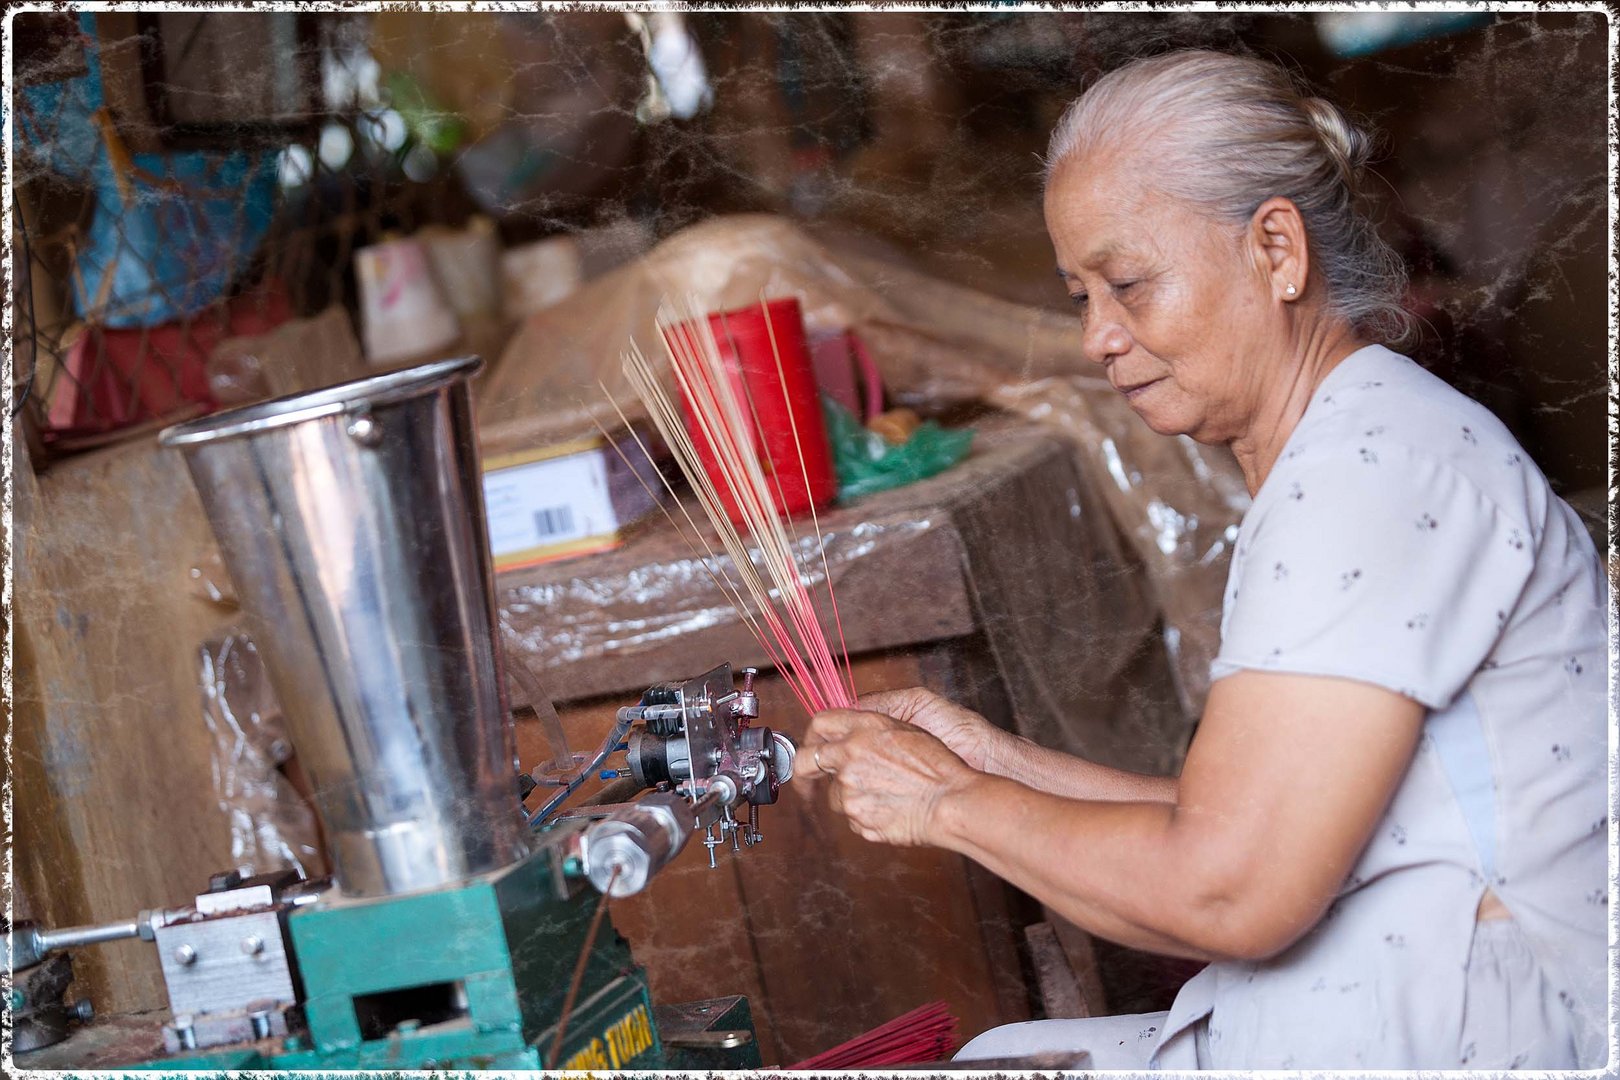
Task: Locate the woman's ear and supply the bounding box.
[1250,196,1310,302]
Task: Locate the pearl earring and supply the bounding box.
[1285,283,1298,296]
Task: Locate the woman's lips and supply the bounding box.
[1119,377,1164,400]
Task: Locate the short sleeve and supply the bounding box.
[1212,446,1537,709]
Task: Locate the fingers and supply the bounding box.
[826,775,847,817]
[856,686,936,723]
[802,737,849,781]
[805,707,908,783]
[807,707,898,746]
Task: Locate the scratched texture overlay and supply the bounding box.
[9,10,1609,1068]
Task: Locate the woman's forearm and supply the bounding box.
[933,773,1230,962]
[988,734,1179,804]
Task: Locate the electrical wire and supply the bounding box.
[544,864,621,1070]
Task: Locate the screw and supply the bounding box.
[741,668,757,692]
[240,935,264,956]
[72,998,94,1023]
[173,944,197,967]
[346,414,381,446]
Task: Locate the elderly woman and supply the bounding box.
[803,51,1606,1070]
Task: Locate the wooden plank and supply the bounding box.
[496,523,973,704]
[13,435,242,1016]
[1044,910,1109,1019]
[1025,922,1086,1019]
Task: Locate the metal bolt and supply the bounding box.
[173,944,197,966]
[249,1010,271,1041]
[240,935,264,956]
[71,998,94,1023]
[346,414,381,446]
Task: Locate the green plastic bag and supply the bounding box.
[822,396,974,501]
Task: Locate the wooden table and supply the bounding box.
[497,421,1188,771]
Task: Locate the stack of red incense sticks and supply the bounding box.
[785,1001,959,1070]
[612,296,857,717]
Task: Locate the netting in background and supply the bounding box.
[6,11,1253,463]
[9,11,690,458]
[10,14,448,453]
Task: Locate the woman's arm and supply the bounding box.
[992,736,1178,804]
[808,670,1424,963]
[859,687,1178,804]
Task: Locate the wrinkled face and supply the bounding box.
[1043,152,1275,444]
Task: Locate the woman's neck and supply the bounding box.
[1230,323,1370,496]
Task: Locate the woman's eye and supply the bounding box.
[1068,293,1089,311]
[1111,280,1140,296]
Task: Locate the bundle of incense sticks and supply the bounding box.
[786,1001,959,1069]
[606,297,856,716]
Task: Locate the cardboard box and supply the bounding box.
[483,433,666,571]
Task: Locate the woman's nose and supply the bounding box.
[1081,313,1132,368]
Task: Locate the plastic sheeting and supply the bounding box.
[196,632,323,880]
[498,514,942,678]
[481,214,1250,718]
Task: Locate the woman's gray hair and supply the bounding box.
[1046,50,1413,346]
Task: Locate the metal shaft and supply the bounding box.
[38,920,142,951]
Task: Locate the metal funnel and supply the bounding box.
[161,357,531,898]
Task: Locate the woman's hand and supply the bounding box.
[802,707,982,847]
[856,687,1010,773]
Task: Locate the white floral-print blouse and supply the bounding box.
[1151,345,1608,1069]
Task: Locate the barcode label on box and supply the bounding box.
[484,451,618,565]
[531,505,575,539]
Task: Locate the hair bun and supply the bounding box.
[1300,95,1372,181]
